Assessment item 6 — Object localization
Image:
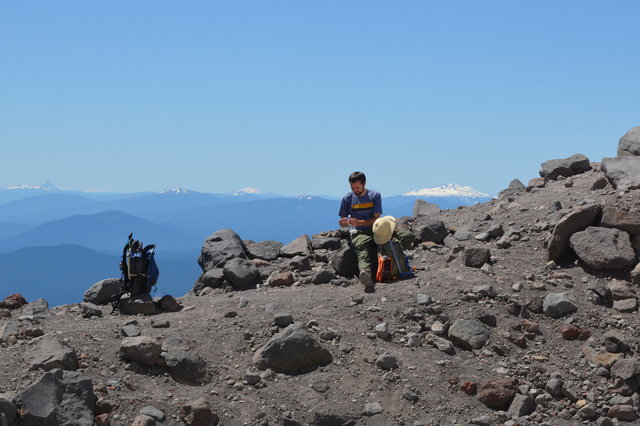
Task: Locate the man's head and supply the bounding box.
[349,171,366,196]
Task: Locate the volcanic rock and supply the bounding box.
[119,336,162,366]
[120,294,157,315]
[16,369,96,426]
[180,397,219,426]
[543,293,577,318]
[330,245,358,277]
[24,334,78,371]
[413,199,441,217]
[412,218,448,244]
[547,204,602,261]
[539,153,591,180]
[570,227,636,270]
[83,278,123,305]
[198,229,247,272]
[601,156,640,190]
[499,179,526,198]
[600,206,640,236]
[477,379,517,409]
[448,319,490,350]
[252,322,333,373]
[165,351,211,386]
[246,240,283,261]
[280,235,312,258]
[463,248,491,268]
[618,126,640,156]
[223,258,261,288]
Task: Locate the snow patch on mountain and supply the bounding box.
[402,183,490,198]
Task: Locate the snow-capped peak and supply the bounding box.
[297,194,315,200]
[5,181,58,191]
[232,187,263,196]
[160,187,194,194]
[402,183,489,198]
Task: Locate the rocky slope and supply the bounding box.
[0,127,639,426]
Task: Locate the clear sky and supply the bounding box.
[1,1,638,197]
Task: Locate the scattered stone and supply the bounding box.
[132,414,156,426]
[0,322,18,344]
[507,394,536,417]
[246,240,283,261]
[416,294,433,306]
[570,227,636,270]
[151,319,170,328]
[461,381,477,395]
[165,351,211,386]
[312,269,336,285]
[448,319,490,350]
[252,322,333,373]
[330,245,358,278]
[280,235,312,258]
[223,258,261,288]
[499,179,526,198]
[375,353,399,370]
[547,204,601,261]
[17,369,96,425]
[424,333,454,354]
[268,271,295,287]
[119,336,162,366]
[274,313,294,328]
[614,298,638,313]
[121,324,141,337]
[591,176,609,190]
[310,237,342,251]
[542,293,577,318]
[477,379,518,409]
[412,219,448,244]
[158,295,181,312]
[194,268,225,292]
[601,206,640,236]
[79,302,102,318]
[375,323,391,340]
[608,404,636,421]
[610,358,640,380]
[179,397,219,426]
[540,153,591,180]
[83,279,122,305]
[403,387,419,402]
[363,402,383,416]
[602,156,640,190]
[25,334,78,371]
[463,248,491,268]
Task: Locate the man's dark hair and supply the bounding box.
[348,171,366,185]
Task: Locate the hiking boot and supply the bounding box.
[359,270,373,290]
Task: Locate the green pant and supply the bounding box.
[350,230,377,276]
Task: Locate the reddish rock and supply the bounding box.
[180,397,219,426]
[95,413,111,426]
[461,381,477,395]
[0,293,27,310]
[527,177,546,191]
[477,379,518,409]
[578,328,592,341]
[268,272,295,287]
[521,320,540,334]
[608,404,636,421]
[560,324,580,340]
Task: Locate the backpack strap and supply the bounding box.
[388,240,414,278]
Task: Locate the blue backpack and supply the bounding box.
[120,233,159,296]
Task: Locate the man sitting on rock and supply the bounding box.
[338,171,382,292]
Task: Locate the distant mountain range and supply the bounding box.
[0,181,492,306]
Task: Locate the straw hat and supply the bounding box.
[373,215,396,245]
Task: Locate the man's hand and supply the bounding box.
[338,217,348,227]
[347,217,360,226]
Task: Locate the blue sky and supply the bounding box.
[1,1,638,197]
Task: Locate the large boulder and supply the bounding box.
[0,322,18,344]
[602,156,640,190]
[412,218,447,244]
[16,369,96,426]
[413,199,441,217]
[498,179,526,198]
[24,334,78,371]
[330,245,358,278]
[600,206,640,236]
[310,237,342,251]
[252,322,333,373]
[570,227,636,270]
[618,126,640,156]
[198,229,247,272]
[83,278,123,305]
[448,319,490,350]
[246,240,282,261]
[0,393,16,425]
[0,293,27,310]
[280,235,312,258]
[223,258,260,288]
[119,336,162,366]
[539,154,591,180]
[547,204,602,261]
[194,268,225,293]
[165,351,211,386]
